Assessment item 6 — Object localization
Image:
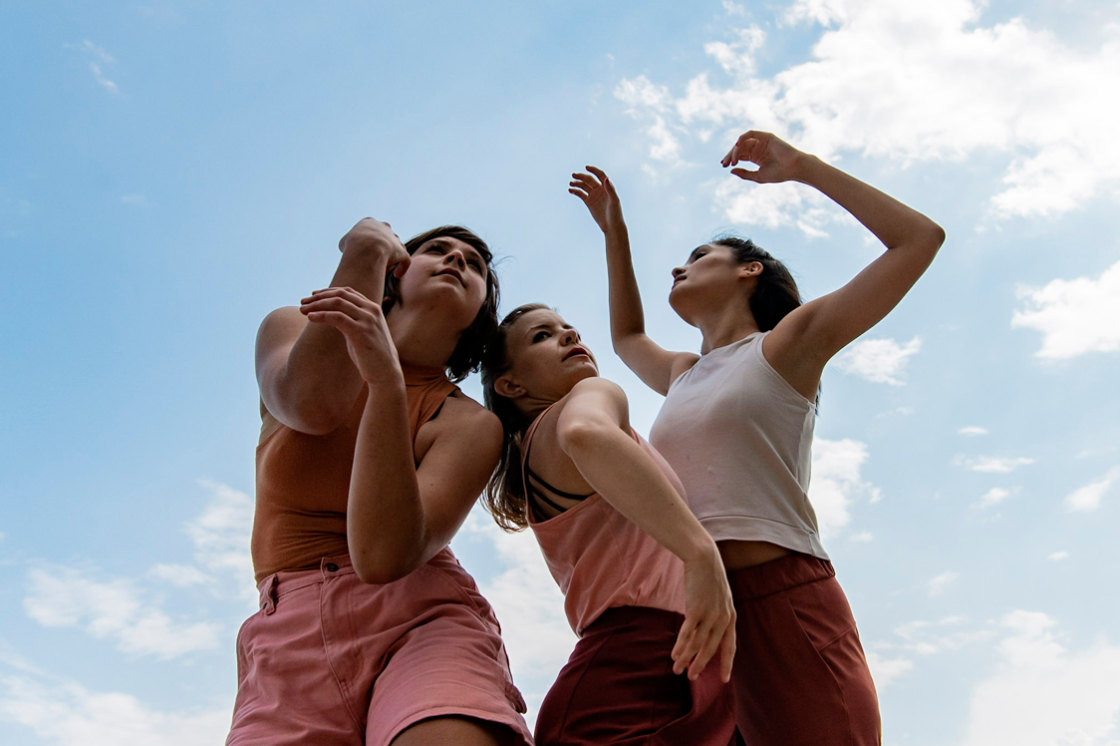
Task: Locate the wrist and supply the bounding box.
[681,534,721,567]
[792,152,823,185]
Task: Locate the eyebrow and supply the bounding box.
[527,322,573,332]
[429,238,486,265]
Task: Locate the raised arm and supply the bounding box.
[722,132,945,394]
[255,218,411,434]
[554,377,735,682]
[570,168,699,395]
[299,286,503,584]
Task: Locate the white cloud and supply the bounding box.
[1049,551,1069,561]
[891,616,993,656]
[961,611,1120,746]
[954,455,1035,473]
[616,0,1120,231]
[23,567,220,659]
[146,564,213,587]
[959,426,988,436]
[1065,468,1120,513]
[455,509,576,725]
[809,437,880,539]
[865,651,913,689]
[877,406,914,418]
[926,571,958,597]
[975,487,1013,509]
[0,672,228,746]
[1013,260,1120,360]
[188,480,256,604]
[834,336,921,385]
[66,40,120,94]
[849,531,873,543]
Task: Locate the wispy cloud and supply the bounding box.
[1048,551,1069,561]
[926,571,959,598]
[1013,260,1120,360]
[865,651,912,688]
[954,455,1035,474]
[1065,468,1120,513]
[809,437,881,540]
[961,611,1120,746]
[65,40,120,94]
[834,336,921,386]
[849,531,873,543]
[0,669,228,746]
[974,487,1015,510]
[616,0,1120,231]
[23,567,221,659]
[958,426,988,437]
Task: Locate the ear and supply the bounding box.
[495,374,526,400]
[737,261,763,279]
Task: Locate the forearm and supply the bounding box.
[603,223,649,348]
[280,248,392,428]
[346,369,428,583]
[795,155,944,250]
[566,425,716,564]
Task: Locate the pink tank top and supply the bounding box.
[522,405,686,636]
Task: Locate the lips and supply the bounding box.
[563,346,590,362]
[435,267,464,286]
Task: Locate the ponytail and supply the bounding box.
[713,236,802,331]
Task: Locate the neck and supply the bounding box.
[387,303,465,370]
[694,303,761,354]
[516,394,560,429]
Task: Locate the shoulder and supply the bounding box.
[568,376,626,402]
[257,306,307,345]
[434,392,503,449]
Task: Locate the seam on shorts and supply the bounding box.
[318,579,364,730]
[557,626,622,737]
[788,600,858,746]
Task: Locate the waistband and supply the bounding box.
[726,552,835,601]
[582,606,686,638]
[256,554,354,615]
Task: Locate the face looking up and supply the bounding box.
[394,236,490,327]
[668,242,761,324]
[495,308,599,406]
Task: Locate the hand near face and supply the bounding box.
[338,217,412,279]
[721,130,805,184]
[569,166,624,234]
[300,287,400,381]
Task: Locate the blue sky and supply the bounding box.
[2,0,1119,743]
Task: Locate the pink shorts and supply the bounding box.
[226,550,532,746]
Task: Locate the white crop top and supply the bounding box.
[648,331,828,559]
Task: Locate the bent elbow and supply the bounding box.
[350,550,419,586]
[558,419,613,454]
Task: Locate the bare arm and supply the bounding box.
[553,377,735,681]
[722,132,945,395]
[255,218,411,434]
[300,286,502,584]
[570,169,699,395]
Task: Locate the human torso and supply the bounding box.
[650,331,829,562]
[251,367,458,582]
[522,403,686,636]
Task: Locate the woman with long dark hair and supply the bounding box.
[481,304,738,746]
[570,129,945,745]
[227,219,532,746]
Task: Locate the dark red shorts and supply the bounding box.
[728,553,881,746]
[535,606,740,746]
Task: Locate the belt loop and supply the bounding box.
[260,574,279,615]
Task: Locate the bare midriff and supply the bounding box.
[717,539,793,571]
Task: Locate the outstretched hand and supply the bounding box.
[721,130,805,184]
[300,287,400,382]
[569,166,624,234]
[671,546,737,683]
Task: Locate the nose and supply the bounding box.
[561,329,579,346]
[444,249,466,270]
[672,266,686,278]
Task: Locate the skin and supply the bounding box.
[570,129,945,571]
[495,308,736,682]
[255,219,511,746]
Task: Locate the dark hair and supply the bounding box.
[382,225,499,382]
[479,303,551,531]
[712,236,802,331]
[714,235,820,409]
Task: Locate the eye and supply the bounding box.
[532,331,550,343]
[425,244,446,255]
[467,258,485,273]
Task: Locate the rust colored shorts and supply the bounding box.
[225,550,532,746]
[534,606,740,746]
[728,553,881,746]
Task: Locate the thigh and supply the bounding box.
[733,577,880,746]
[366,594,530,746]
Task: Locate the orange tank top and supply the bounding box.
[252,363,459,582]
[522,405,687,636]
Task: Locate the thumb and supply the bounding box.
[391,255,412,279]
[730,167,762,183]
